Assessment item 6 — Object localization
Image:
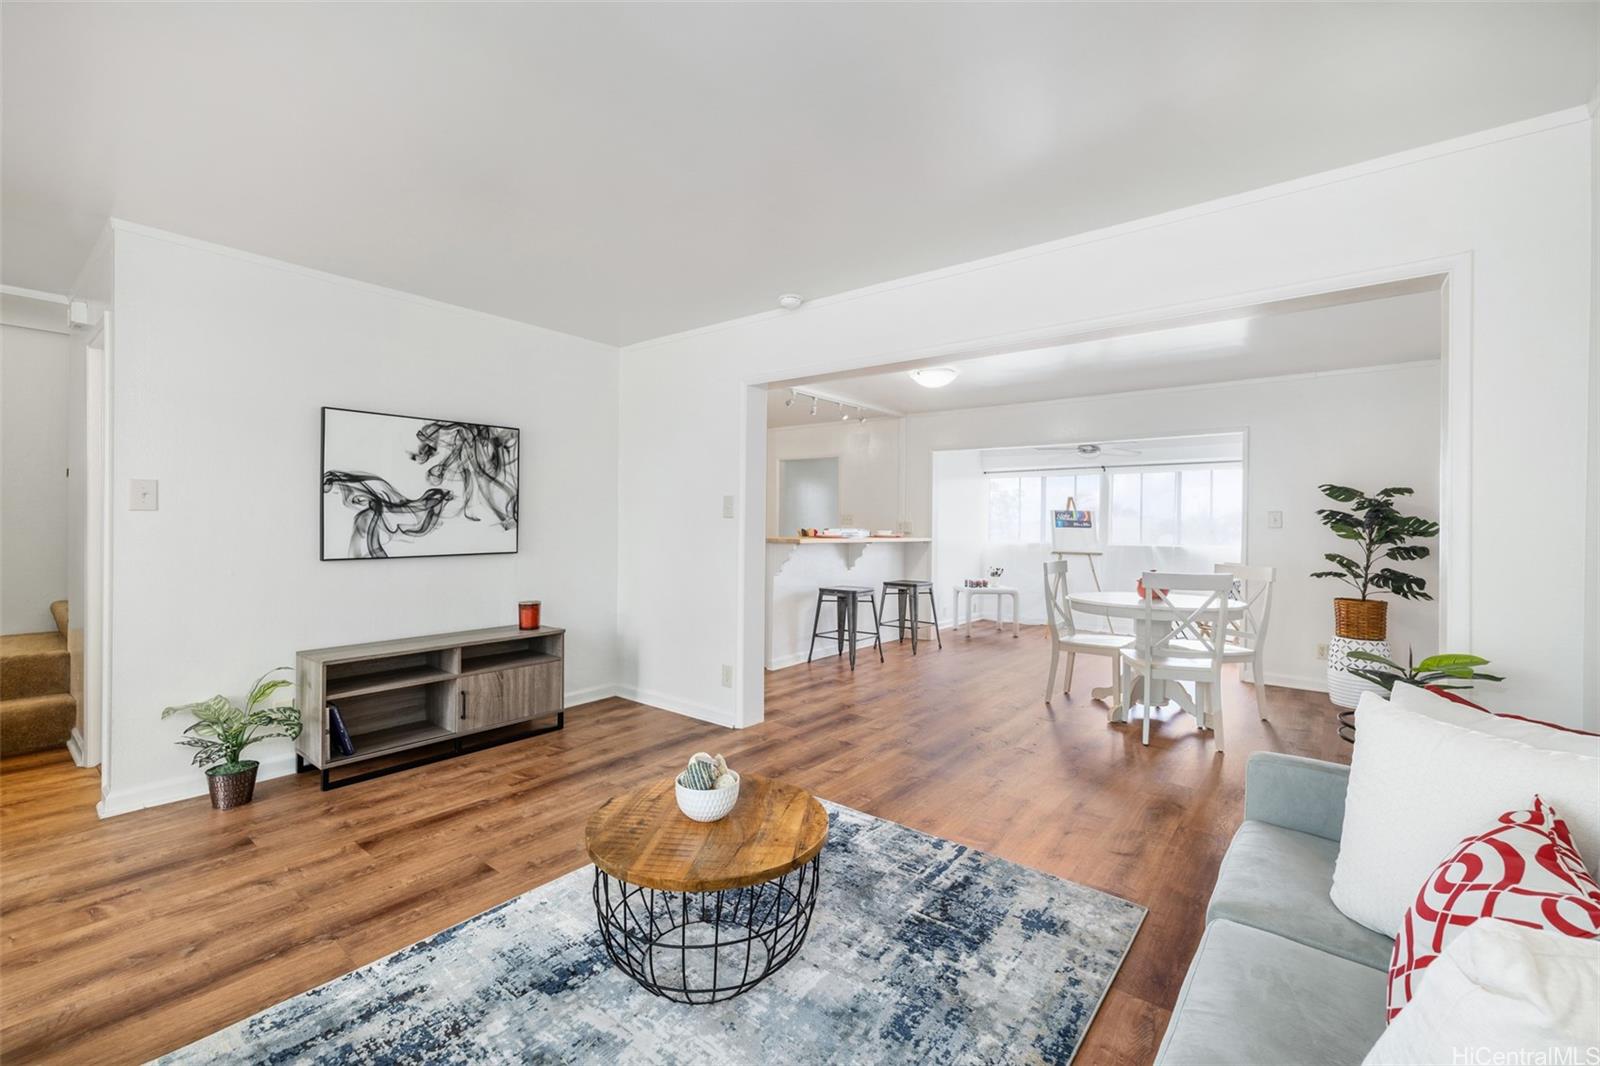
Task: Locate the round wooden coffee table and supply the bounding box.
[585,773,828,1003]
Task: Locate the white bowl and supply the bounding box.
[675,771,740,822]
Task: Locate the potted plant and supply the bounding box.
[1310,484,1438,635]
[1334,649,1504,743]
[1345,650,1504,694]
[162,668,302,809]
[1309,485,1438,708]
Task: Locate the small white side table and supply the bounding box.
[954,585,1020,639]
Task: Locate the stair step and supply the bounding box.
[50,600,68,640]
[0,632,70,700]
[0,693,76,757]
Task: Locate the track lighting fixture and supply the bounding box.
[784,389,796,407]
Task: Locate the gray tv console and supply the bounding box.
[295,625,565,789]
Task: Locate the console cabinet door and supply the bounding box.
[457,663,561,733]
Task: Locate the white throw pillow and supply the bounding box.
[1389,682,1600,757]
[1362,919,1600,1065]
[1332,694,1600,937]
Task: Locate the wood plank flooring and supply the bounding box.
[0,624,1348,1064]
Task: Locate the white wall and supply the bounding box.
[96,225,622,814]
[1587,92,1599,731]
[921,364,1441,690]
[1,317,70,634]
[618,109,1594,728]
[766,419,903,535]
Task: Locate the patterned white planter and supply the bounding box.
[1326,635,1391,709]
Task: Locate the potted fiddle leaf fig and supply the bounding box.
[162,668,302,809]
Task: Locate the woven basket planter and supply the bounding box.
[1333,598,1388,641]
[206,761,259,810]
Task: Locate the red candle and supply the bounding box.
[518,601,541,630]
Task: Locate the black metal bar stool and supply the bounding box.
[807,586,884,670]
[881,579,941,654]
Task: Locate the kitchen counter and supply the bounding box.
[765,536,933,669]
[765,536,933,545]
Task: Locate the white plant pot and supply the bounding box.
[1326,635,1391,709]
[675,771,740,822]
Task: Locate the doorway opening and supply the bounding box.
[746,272,1455,727]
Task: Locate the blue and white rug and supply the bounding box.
[161,803,1145,1065]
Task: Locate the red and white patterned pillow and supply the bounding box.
[1387,796,1600,1022]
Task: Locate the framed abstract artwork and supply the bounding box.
[320,406,520,560]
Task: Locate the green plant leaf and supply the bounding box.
[1318,484,1363,503]
[1346,650,1404,670]
[1346,668,1399,691]
[1414,654,1490,672]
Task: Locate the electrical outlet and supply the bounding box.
[720,664,734,688]
[1266,510,1283,530]
[840,513,854,525]
[721,494,735,519]
[1316,643,1329,661]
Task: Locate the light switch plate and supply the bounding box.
[721,664,734,688]
[1266,510,1283,529]
[130,479,159,511]
[721,494,735,519]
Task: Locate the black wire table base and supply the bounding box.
[592,855,821,1004]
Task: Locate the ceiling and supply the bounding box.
[766,285,1440,426]
[4,4,1595,347]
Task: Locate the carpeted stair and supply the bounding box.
[1,601,76,756]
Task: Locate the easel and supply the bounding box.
[1049,548,1114,631]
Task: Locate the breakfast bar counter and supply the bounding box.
[765,537,932,669]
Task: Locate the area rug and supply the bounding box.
[160,802,1145,1065]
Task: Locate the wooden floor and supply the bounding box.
[0,624,1348,1064]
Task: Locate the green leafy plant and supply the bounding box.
[1310,485,1439,600]
[1345,650,1504,693]
[161,668,302,775]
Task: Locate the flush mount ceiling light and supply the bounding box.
[777,293,804,310]
[909,366,959,389]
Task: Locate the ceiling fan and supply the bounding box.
[1035,441,1144,458]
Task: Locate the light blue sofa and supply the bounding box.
[1154,753,1391,1064]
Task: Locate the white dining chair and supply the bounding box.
[1168,563,1276,720]
[1118,571,1231,748]
[1043,560,1132,706]
[1217,562,1276,719]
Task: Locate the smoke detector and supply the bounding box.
[777,293,804,310]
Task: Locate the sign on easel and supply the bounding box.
[1051,496,1097,551]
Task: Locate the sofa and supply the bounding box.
[1154,752,1390,1064]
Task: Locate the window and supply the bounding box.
[1105,464,1243,549]
[986,463,1241,550]
[987,471,1098,544]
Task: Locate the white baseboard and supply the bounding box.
[1261,671,1329,694]
[613,685,737,729]
[564,683,621,707]
[66,727,89,767]
[98,751,299,819]
[98,682,628,818]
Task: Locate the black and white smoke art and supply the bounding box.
[321,407,519,560]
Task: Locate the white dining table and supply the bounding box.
[1067,590,1247,728]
